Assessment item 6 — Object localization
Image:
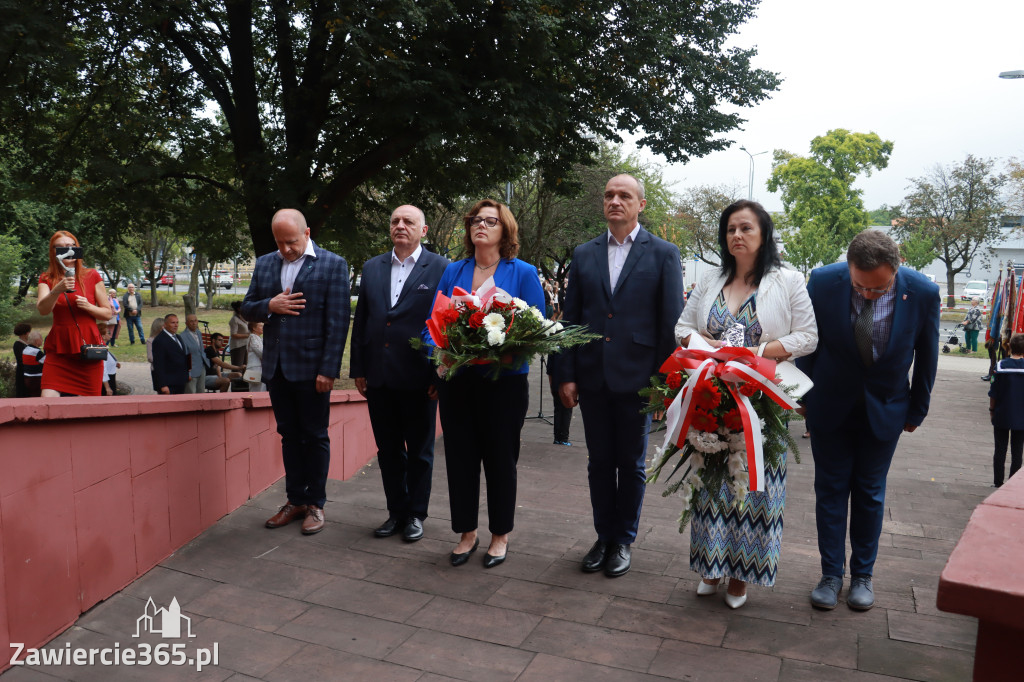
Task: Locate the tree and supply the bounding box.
[19,0,779,257]
[672,184,742,265]
[893,155,1006,307]
[868,204,898,226]
[776,213,836,276]
[0,229,25,335]
[767,129,894,266]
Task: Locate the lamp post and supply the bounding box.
[739,146,768,201]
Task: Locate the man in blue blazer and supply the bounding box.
[558,174,684,577]
[797,229,939,611]
[152,313,188,394]
[241,208,351,536]
[350,205,448,542]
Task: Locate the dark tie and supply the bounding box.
[855,299,874,367]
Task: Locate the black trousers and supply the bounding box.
[366,386,437,520]
[547,375,573,442]
[993,428,1024,486]
[438,372,529,535]
[268,375,331,508]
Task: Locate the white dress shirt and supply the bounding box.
[163,328,184,351]
[280,238,318,293]
[390,244,422,306]
[607,223,640,292]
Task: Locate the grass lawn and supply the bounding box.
[2,297,356,390]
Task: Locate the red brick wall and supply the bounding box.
[0,391,376,668]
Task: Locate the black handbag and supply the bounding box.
[65,293,109,362]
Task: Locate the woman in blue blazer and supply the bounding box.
[430,199,544,569]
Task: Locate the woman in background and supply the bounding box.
[246,320,265,391]
[36,231,112,397]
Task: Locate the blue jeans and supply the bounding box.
[125,314,144,343]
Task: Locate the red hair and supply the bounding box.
[44,231,91,287]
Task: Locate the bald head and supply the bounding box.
[272,209,311,262]
[390,204,428,259]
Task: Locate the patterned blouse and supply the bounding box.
[707,290,763,347]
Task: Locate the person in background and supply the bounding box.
[98,322,121,396]
[12,322,31,397]
[962,297,983,353]
[122,283,144,344]
[228,300,249,368]
[36,230,112,397]
[204,332,245,392]
[107,288,122,346]
[989,333,1024,487]
[21,330,44,398]
[152,313,188,395]
[146,317,165,392]
[181,314,210,394]
[546,350,573,446]
[245,321,265,391]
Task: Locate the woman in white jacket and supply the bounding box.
[245,321,265,392]
[674,200,817,609]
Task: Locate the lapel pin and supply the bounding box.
[902,294,907,300]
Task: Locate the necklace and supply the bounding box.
[475,259,499,271]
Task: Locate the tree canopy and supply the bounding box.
[4,0,780,258]
[767,129,893,268]
[893,155,1006,306]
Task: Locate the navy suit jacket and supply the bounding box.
[152,331,188,391]
[558,226,684,393]
[349,248,448,390]
[240,243,350,383]
[796,263,940,441]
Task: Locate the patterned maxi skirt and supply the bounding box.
[689,451,786,587]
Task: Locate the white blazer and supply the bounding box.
[675,267,818,359]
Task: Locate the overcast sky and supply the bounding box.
[629,0,1024,214]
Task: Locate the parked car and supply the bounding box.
[159,274,174,287]
[214,271,233,289]
[961,280,988,301]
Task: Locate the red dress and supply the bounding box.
[40,269,105,396]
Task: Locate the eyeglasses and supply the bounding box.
[852,273,895,295]
[469,216,501,227]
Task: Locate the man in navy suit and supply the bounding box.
[797,229,939,611]
[152,313,188,394]
[241,208,350,536]
[350,204,448,542]
[558,174,684,577]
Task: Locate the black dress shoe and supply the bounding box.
[482,551,506,568]
[450,538,479,566]
[581,540,609,573]
[604,544,631,577]
[403,517,424,542]
[374,516,401,538]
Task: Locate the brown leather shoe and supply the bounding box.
[301,506,325,535]
[265,503,307,529]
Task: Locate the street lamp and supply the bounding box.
[739,146,768,201]
[999,70,1024,79]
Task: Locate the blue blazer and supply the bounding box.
[557,227,684,393]
[240,244,350,383]
[180,327,209,379]
[796,263,940,441]
[350,248,448,390]
[425,257,546,375]
[152,331,188,391]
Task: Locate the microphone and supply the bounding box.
[197,320,210,325]
[64,265,75,292]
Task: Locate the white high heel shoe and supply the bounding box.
[696,579,718,596]
[724,590,748,609]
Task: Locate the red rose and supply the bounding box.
[691,409,718,432]
[439,309,460,326]
[491,299,509,310]
[663,396,673,408]
[665,371,683,390]
[738,382,759,397]
[723,408,744,432]
[693,382,722,410]
[468,311,486,328]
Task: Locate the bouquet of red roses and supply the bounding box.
[410,279,600,380]
[641,339,805,529]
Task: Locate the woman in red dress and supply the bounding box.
[36,231,113,397]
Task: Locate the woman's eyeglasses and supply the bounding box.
[469,216,501,227]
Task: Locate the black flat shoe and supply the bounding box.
[482,552,506,568]
[450,538,479,566]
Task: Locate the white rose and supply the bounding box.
[530,307,546,321]
[512,297,529,310]
[486,328,506,346]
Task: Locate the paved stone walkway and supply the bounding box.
[3,355,994,681]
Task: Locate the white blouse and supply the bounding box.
[675,267,818,359]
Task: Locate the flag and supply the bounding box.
[1000,265,1016,350]
[988,270,1003,343]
